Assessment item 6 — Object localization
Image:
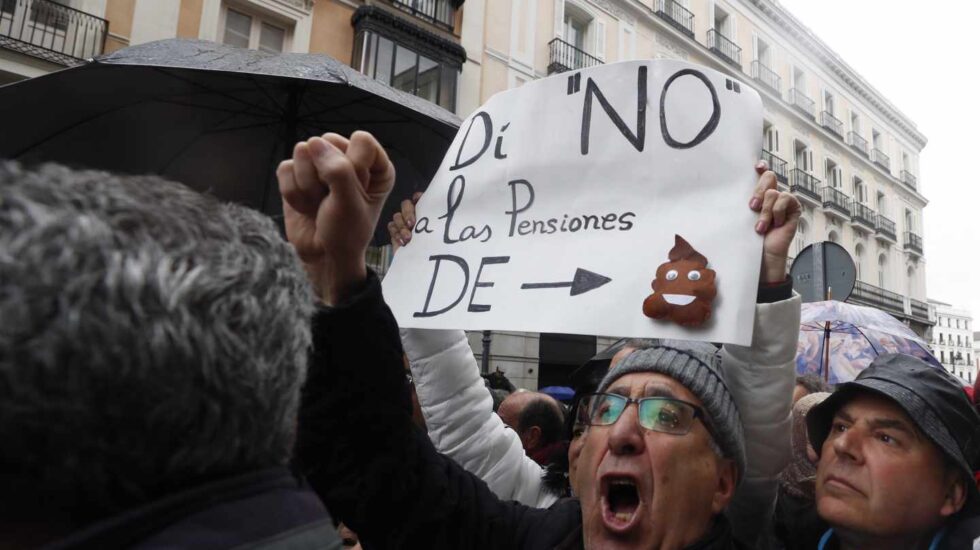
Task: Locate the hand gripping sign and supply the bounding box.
[382,59,764,345]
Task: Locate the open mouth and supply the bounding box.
[601,477,642,533]
[663,294,696,306]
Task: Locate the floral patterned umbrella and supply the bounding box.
[796,300,941,384]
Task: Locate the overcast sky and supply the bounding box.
[775,0,978,319]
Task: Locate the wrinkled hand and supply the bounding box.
[749,161,801,284]
[388,191,423,252]
[278,131,396,304]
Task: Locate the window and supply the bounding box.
[854,244,864,281]
[850,111,861,134]
[876,192,887,217]
[877,253,887,288]
[793,66,806,91]
[905,208,915,233]
[795,140,813,172]
[222,7,287,52]
[755,36,772,66]
[823,90,835,116]
[941,351,946,363]
[764,122,779,153]
[872,129,883,150]
[828,230,839,243]
[957,320,961,330]
[825,159,841,188]
[795,218,808,257]
[354,31,458,111]
[852,176,866,204]
[713,5,733,38]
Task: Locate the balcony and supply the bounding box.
[547,37,603,75]
[750,60,780,96]
[911,299,929,322]
[789,168,821,206]
[849,281,905,317]
[0,0,107,66]
[821,186,850,220]
[848,132,869,157]
[391,0,457,31]
[761,149,788,184]
[655,0,695,38]
[788,88,815,118]
[872,148,890,171]
[875,214,897,243]
[849,201,877,231]
[707,29,740,68]
[901,170,917,189]
[821,111,844,138]
[904,231,923,256]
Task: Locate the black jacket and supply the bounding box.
[294,273,744,549]
[44,467,339,549]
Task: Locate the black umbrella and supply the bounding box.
[0,38,461,243]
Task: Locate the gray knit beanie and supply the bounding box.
[596,341,746,482]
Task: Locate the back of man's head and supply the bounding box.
[517,394,565,449]
[0,163,313,529]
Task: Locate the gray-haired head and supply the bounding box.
[0,162,314,527]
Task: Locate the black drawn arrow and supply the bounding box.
[521,268,612,297]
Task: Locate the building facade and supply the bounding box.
[929,300,974,383]
[1,0,466,113]
[2,0,932,389]
[456,0,932,387]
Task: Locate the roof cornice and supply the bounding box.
[749,0,927,150]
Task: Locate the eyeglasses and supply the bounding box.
[580,392,708,436]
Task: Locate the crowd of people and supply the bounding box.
[1,130,979,549]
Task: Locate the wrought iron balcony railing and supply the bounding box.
[910,298,930,322]
[655,0,695,38]
[821,186,850,217]
[821,111,844,137]
[547,37,603,75]
[789,88,815,118]
[904,231,923,255]
[0,0,107,65]
[849,281,905,316]
[849,201,877,230]
[901,170,917,189]
[392,0,456,31]
[872,148,890,170]
[707,29,740,67]
[875,214,896,241]
[750,60,780,95]
[789,168,821,203]
[848,132,868,156]
[761,149,787,183]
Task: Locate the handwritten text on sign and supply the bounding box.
[382,60,764,345]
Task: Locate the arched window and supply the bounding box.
[828,230,839,243]
[878,253,888,289]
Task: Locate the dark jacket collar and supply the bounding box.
[45,467,333,550]
[554,513,742,550]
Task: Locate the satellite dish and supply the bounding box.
[790,241,856,303]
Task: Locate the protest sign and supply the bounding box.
[382,59,764,345]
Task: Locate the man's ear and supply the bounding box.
[940,473,969,518]
[711,458,738,514]
[523,426,542,451]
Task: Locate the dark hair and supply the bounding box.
[518,396,565,446]
[796,374,832,395]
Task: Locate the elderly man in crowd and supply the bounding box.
[0,163,339,548]
[496,391,568,465]
[806,354,980,549]
[286,130,802,549]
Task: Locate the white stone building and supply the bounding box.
[929,300,975,383]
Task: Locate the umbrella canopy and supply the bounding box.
[539,386,576,402]
[0,39,461,243]
[796,300,941,384]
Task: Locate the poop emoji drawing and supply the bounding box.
[643,235,717,327]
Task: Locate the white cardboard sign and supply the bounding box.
[382,60,764,345]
